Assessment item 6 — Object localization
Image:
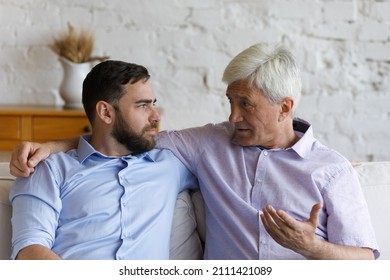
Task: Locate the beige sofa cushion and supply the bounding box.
[355,162,390,260]
[0,163,13,260]
[170,190,203,259]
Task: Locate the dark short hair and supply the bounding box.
[82,60,150,124]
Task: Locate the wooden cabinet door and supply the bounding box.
[32,117,91,141]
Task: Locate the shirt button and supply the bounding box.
[263,151,268,156]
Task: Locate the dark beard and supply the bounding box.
[112,111,157,154]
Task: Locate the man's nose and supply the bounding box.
[151,106,161,123]
[229,105,243,123]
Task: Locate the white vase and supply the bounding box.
[59,57,92,109]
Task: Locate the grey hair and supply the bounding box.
[222,42,302,109]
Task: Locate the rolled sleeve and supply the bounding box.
[9,161,62,259]
[323,164,380,258]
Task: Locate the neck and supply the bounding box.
[90,134,132,157]
[263,119,300,149]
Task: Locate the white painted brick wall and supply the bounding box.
[324,1,357,22]
[0,0,389,161]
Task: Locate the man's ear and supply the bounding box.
[278,97,294,121]
[96,101,114,124]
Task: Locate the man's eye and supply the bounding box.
[242,101,252,108]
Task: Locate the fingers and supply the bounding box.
[261,205,293,245]
[9,145,28,177]
[308,203,322,227]
[262,205,284,228]
[260,206,274,230]
[261,203,322,231]
[260,206,281,241]
[261,204,322,254]
[9,142,38,177]
[261,205,288,239]
[10,166,34,178]
[27,151,43,169]
[262,205,296,229]
[350,161,362,167]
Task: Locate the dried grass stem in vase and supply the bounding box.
[51,23,94,63]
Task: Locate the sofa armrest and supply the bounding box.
[0,162,14,260]
[355,162,390,260]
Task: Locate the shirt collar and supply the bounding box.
[251,118,315,159]
[76,135,155,163]
[290,117,315,159]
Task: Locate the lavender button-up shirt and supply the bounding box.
[157,119,379,259]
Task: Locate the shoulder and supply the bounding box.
[157,122,233,144]
[10,152,75,196]
[40,149,81,179]
[309,142,357,185]
[146,148,177,161]
[45,149,79,168]
[311,141,350,166]
[146,148,186,167]
[145,148,193,178]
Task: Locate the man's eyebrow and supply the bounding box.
[135,98,157,104]
[225,93,248,101]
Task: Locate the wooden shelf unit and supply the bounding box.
[0,105,91,151]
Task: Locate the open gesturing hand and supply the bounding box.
[260,203,322,258]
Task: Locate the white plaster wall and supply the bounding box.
[0,0,389,161]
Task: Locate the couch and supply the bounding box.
[1,161,389,260]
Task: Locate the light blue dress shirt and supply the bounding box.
[10,135,197,260]
[157,118,380,259]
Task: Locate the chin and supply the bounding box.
[232,136,250,147]
[147,137,157,149]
